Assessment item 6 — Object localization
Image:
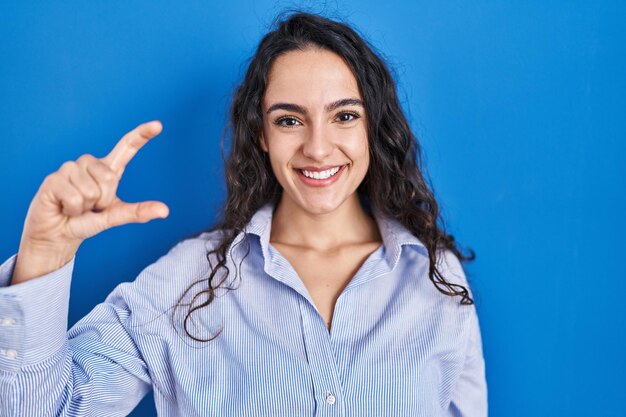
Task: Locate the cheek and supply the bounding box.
[264,140,296,184]
[344,132,370,165]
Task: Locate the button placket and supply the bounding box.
[298,298,345,415]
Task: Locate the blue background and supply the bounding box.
[1,1,624,416]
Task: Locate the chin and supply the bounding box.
[301,205,337,216]
[297,196,348,216]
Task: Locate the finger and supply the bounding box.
[69,159,102,212]
[102,120,163,178]
[81,157,119,211]
[46,174,85,217]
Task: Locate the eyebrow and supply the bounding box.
[265,98,364,115]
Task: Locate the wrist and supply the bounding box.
[11,238,79,285]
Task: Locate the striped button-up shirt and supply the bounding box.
[0,204,487,416]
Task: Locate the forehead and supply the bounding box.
[263,48,361,106]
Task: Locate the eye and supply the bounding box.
[336,111,360,123]
[274,116,302,128]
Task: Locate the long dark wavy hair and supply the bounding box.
[173,11,475,342]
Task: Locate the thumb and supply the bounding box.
[96,198,169,230]
[101,200,170,227]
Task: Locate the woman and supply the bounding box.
[0,11,487,417]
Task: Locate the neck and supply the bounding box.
[270,194,381,251]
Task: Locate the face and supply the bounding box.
[261,47,369,216]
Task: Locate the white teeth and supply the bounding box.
[301,166,341,180]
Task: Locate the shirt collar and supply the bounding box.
[241,203,426,270]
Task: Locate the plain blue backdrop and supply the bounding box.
[1,1,624,416]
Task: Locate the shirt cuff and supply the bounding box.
[0,254,75,373]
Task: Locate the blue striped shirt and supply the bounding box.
[0,204,487,416]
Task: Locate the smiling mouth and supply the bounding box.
[299,166,342,180]
[295,164,347,185]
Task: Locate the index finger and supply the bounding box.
[102,120,163,177]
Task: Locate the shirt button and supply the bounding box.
[0,318,15,326]
[5,349,18,359]
[325,393,336,405]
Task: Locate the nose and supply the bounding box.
[302,123,333,161]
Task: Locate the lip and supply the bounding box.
[295,164,347,187]
[297,165,344,172]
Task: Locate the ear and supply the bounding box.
[259,133,268,152]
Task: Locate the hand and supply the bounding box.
[11,121,169,285]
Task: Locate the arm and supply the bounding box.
[437,250,488,416]
[0,255,152,417]
[447,304,488,417]
[450,304,487,417]
[0,121,168,416]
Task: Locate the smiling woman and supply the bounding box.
[0,10,487,417]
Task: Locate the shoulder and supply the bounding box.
[431,248,477,310]
[103,230,225,316]
[433,249,481,350]
[436,249,470,288]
